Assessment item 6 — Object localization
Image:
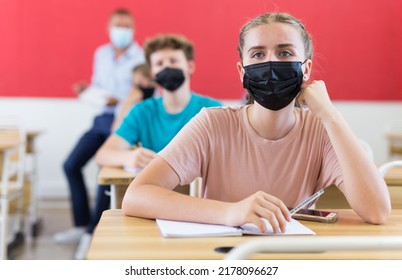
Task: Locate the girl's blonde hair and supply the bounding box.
[237,13,313,60]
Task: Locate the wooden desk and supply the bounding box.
[386,132,402,158]
[98,167,138,209]
[97,167,195,209]
[88,209,402,260]
[98,166,137,186]
[0,141,20,150]
[384,167,402,186]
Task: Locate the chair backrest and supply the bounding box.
[378,160,402,209]
[224,236,402,259]
[378,160,402,177]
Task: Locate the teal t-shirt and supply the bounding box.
[115,93,222,152]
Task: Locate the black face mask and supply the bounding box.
[242,61,305,111]
[155,67,185,91]
[138,86,155,100]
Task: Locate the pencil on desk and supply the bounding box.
[290,189,325,215]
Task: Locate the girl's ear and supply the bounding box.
[236,61,245,83]
[302,59,312,81]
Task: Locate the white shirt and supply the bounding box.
[91,42,145,114]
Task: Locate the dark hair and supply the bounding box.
[110,8,132,18]
[144,34,194,65]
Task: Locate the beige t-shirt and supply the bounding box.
[159,105,343,207]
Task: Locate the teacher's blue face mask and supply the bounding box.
[242,60,306,111]
[109,27,133,49]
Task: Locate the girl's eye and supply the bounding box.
[279,51,292,57]
[251,52,264,59]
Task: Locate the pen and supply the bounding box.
[289,189,325,215]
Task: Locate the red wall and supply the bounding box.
[1,0,402,100]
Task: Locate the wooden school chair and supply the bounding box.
[0,116,26,259]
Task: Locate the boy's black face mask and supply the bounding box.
[155,67,185,92]
[138,86,155,100]
[242,61,305,111]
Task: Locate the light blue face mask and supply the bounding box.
[109,27,133,49]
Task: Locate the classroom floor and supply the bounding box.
[8,199,78,260]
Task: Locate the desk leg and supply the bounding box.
[115,185,127,209]
[190,177,201,197]
[110,184,117,209]
[108,184,127,209]
[0,193,8,260]
[29,146,42,237]
[0,187,10,260]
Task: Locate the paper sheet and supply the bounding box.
[156,218,315,238]
[123,166,143,173]
[240,218,316,235]
[78,86,110,108]
[156,219,242,237]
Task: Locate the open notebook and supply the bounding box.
[156,218,315,238]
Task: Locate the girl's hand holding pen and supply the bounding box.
[224,191,291,234]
